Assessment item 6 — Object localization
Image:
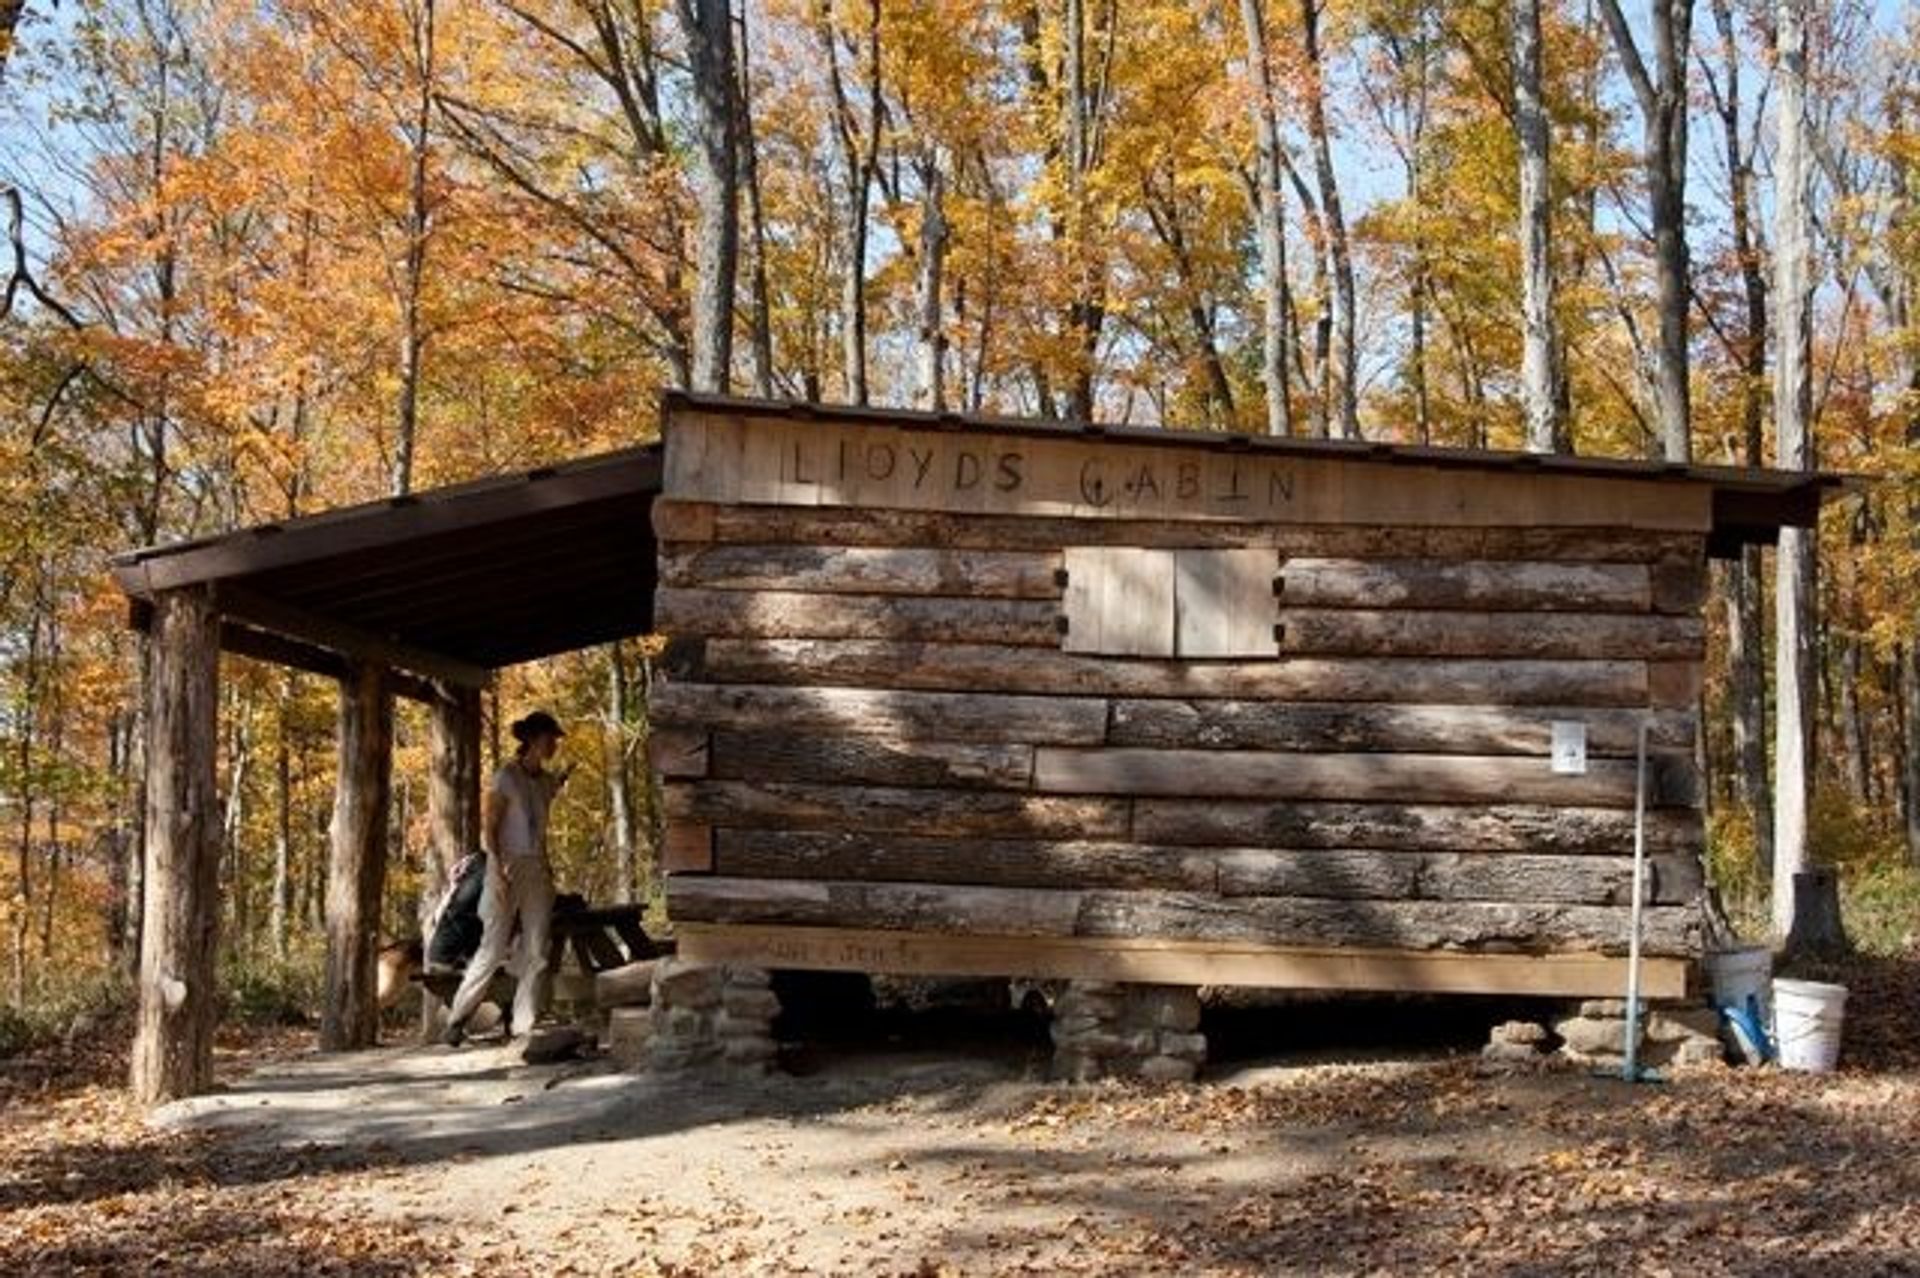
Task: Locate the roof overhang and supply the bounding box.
[113,446,663,694]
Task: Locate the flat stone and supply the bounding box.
[1578,999,1628,1019]
[1054,991,1124,1021]
[716,1012,777,1039]
[1135,988,1202,1032]
[1050,1014,1103,1042]
[1482,1041,1547,1064]
[725,966,772,989]
[664,1005,712,1039]
[1554,1016,1632,1057]
[1070,980,1126,996]
[1646,1006,1721,1043]
[1138,1056,1197,1083]
[654,959,725,1008]
[721,987,781,1020]
[721,1035,777,1062]
[1157,1031,1208,1062]
[1490,1020,1549,1047]
[1674,1038,1726,1068]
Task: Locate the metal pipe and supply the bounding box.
[1622,716,1651,1080]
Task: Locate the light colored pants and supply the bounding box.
[447,856,554,1036]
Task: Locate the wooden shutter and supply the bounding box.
[1175,549,1280,657]
[1061,547,1175,655]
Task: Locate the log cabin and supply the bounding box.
[647,394,1850,1036]
[111,389,1851,1098]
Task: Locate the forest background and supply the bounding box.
[1,0,1916,1044]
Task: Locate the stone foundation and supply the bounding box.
[646,959,780,1073]
[1549,999,1724,1069]
[1051,981,1206,1082]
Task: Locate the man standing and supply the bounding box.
[443,710,572,1046]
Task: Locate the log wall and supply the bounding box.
[652,409,1713,984]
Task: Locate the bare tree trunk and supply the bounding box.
[1299,0,1357,439]
[735,6,774,397]
[1703,0,1775,874]
[1772,0,1815,939]
[1837,635,1871,803]
[322,661,392,1051]
[818,0,881,404]
[220,695,252,953]
[10,600,38,1006]
[607,641,637,903]
[130,587,221,1105]
[1904,649,1920,866]
[1239,0,1292,436]
[676,0,739,393]
[1513,0,1566,453]
[392,0,435,497]
[271,683,292,960]
[914,152,948,411]
[1598,0,1694,461]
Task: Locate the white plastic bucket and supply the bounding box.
[1705,947,1773,1064]
[1772,978,1848,1073]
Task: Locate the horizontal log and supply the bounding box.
[650,681,1109,745]
[667,877,1087,937]
[646,727,710,778]
[1032,747,1699,808]
[672,500,1702,561]
[663,780,1131,840]
[1278,558,1651,612]
[713,829,1705,905]
[661,820,714,872]
[717,830,1220,892]
[1650,556,1708,614]
[673,922,1692,998]
[661,544,1063,598]
[1276,609,1704,660]
[685,639,1652,706]
[1132,798,1702,853]
[656,589,1061,646]
[709,731,1035,790]
[1108,701,1697,756]
[1214,847,1703,905]
[664,877,1702,956]
[1649,661,1704,708]
[1074,891,1701,956]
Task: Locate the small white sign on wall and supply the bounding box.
[1550,720,1589,775]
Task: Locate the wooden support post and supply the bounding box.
[131,587,222,1104]
[419,684,481,1038]
[322,659,393,1051]
[426,683,482,879]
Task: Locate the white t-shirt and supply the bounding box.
[491,760,556,860]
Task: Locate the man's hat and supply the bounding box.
[510,710,566,743]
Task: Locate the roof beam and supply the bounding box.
[217,584,492,689]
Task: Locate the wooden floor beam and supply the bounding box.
[672,923,1691,999]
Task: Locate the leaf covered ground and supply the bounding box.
[2,950,1916,1277]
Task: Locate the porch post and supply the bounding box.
[321,658,392,1050]
[130,586,222,1104]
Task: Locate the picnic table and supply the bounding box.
[414,901,665,1006]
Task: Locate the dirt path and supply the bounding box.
[137,1033,1920,1277]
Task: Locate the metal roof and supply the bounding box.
[665,391,1862,557]
[113,445,662,692]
